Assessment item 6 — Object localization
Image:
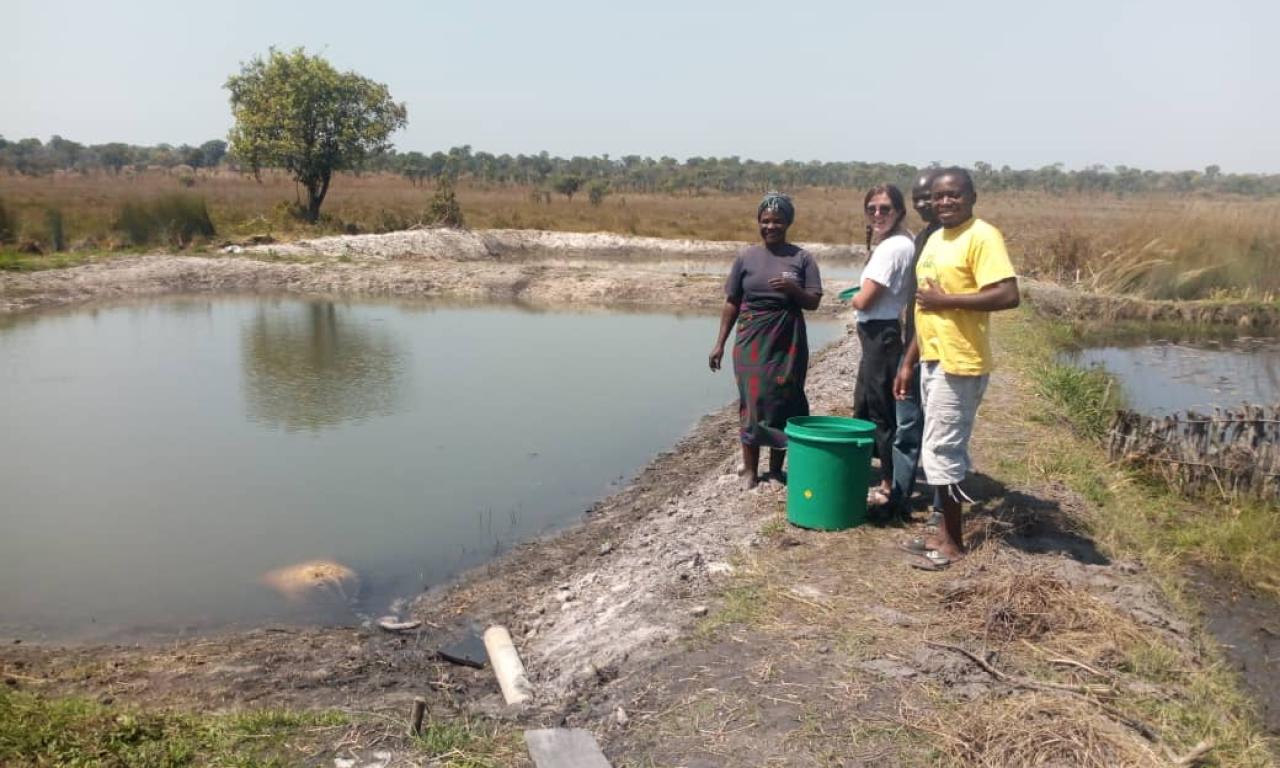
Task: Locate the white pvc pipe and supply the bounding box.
[483,625,532,705]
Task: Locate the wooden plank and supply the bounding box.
[524,728,613,768]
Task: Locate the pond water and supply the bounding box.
[1066,336,1280,415]
[0,297,841,642]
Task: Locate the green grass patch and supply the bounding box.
[695,578,766,640]
[0,689,521,767]
[1028,349,1120,441]
[0,688,347,766]
[0,249,109,272]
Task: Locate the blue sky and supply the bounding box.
[3,0,1275,172]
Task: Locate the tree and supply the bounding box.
[552,174,583,201]
[199,139,228,168]
[426,175,465,228]
[587,179,610,206]
[98,143,133,174]
[225,48,407,222]
[399,151,430,186]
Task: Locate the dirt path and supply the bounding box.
[1,231,1273,766]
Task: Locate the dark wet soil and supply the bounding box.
[1195,570,1280,735]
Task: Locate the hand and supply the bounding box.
[708,345,724,371]
[893,364,914,400]
[916,278,951,311]
[768,276,800,296]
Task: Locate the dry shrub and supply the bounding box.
[115,193,215,247]
[943,562,1106,644]
[928,692,1162,767]
[0,197,14,244]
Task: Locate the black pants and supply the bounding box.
[853,319,903,486]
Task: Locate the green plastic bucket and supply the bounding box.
[784,416,875,531]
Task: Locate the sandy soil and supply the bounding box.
[1,229,1273,766]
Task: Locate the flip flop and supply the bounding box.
[898,536,928,554]
[908,550,951,571]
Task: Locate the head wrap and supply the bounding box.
[757,191,795,225]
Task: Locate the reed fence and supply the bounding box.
[1107,405,1280,499]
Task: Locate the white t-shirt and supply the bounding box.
[855,233,915,323]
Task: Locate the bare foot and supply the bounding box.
[741,471,760,490]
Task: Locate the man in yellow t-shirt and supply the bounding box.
[893,168,1019,567]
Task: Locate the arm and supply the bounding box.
[849,278,885,311]
[916,276,1020,313]
[708,299,741,371]
[893,335,920,400]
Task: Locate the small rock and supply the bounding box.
[615,706,629,726]
[815,644,831,654]
[706,561,734,576]
[790,584,825,600]
[691,605,709,617]
[377,617,422,632]
[857,658,918,679]
[867,604,918,627]
[599,541,613,556]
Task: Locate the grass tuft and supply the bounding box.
[0,688,346,767]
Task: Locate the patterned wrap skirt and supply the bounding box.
[732,299,810,448]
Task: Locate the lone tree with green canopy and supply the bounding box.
[225,48,407,222]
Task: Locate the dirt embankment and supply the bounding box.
[0,228,859,317]
[1024,279,1280,330]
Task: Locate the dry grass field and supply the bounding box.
[2,169,1279,300]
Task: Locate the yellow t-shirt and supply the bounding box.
[914,218,1016,375]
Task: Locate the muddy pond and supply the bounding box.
[0,297,843,642]
[1066,335,1280,414]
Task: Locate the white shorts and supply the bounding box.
[919,361,988,486]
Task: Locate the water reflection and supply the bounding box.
[242,301,405,430]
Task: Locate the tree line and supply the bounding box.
[4,134,1276,198]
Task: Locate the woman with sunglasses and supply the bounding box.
[849,184,915,510]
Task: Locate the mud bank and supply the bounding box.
[230,227,859,264]
[0,228,860,316]
[1025,279,1280,330]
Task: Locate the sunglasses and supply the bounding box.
[865,204,895,216]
